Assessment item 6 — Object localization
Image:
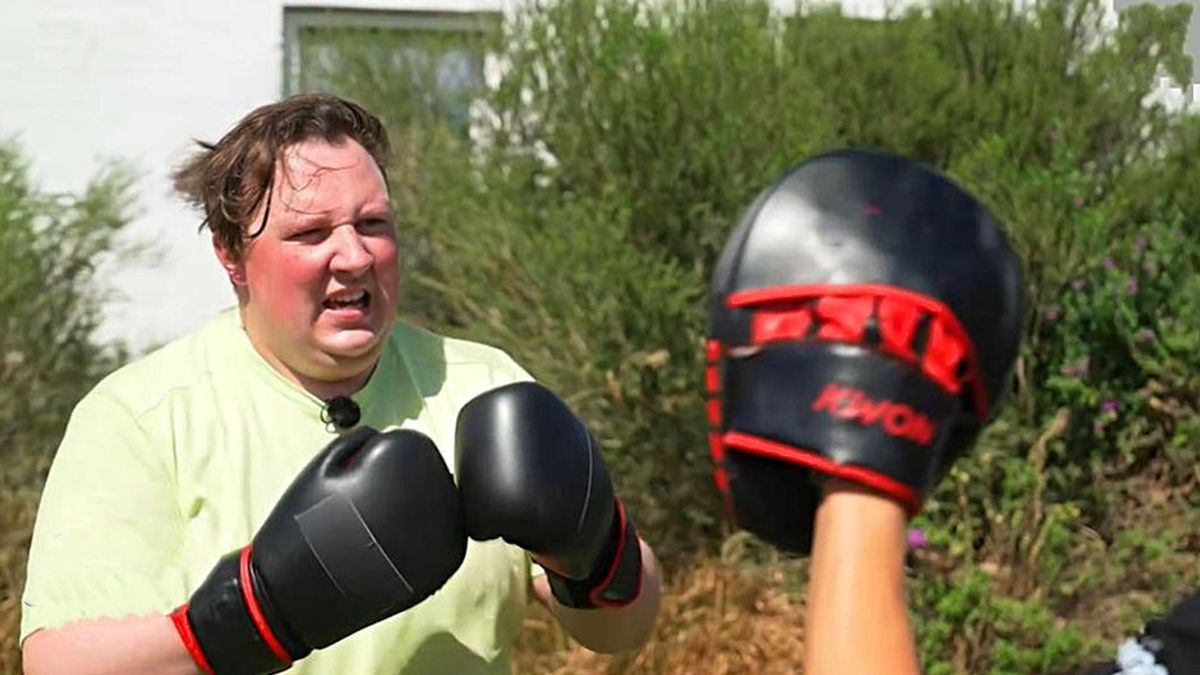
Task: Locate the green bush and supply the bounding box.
[298,0,1200,671]
[0,139,138,674]
[0,141,137,483]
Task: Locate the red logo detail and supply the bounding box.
[810,383,937,446]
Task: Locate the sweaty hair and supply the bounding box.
[172,93,391,260]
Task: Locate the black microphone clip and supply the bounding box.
[321,396,362,431]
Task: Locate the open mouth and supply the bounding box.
[324,290,371,311]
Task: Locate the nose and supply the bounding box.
[330,224,373,276]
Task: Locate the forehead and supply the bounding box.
[274,138,389,215]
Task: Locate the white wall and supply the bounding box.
[2,0,282,350]
[0,0,1194,351]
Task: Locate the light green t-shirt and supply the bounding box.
[21,308,534,674]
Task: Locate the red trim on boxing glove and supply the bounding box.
[170,604,215,675]
[587,500,643,609]
[542,499,643,610]
[723,430,922,515]
[706,339,735,518]
[238,545,293,668]
[725,282,987,419]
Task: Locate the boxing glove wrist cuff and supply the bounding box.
[175,547,304,675]
[170,604,214,675]
[546,500,643,609]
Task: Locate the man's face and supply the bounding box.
[219,138,400,385]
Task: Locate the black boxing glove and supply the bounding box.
[707,147,1025,554]
[455,382,642,609]
[170,427,467,674]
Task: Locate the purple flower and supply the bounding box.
[1101,398,1119,415]
[1135,237,1148,252]
[906,528,929,550]
[1103,257,1116,272]
[1126,277,1139,294]
[1071,278,1086,292]
[1044,306,1061,322]
[1093,420,1106,435]
[1136,328,1156,344]
[1073,196,1086,209]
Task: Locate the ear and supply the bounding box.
[213,234,247,287]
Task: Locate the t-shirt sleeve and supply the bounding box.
[529,559,547,580]
[489,350,536,388]
[20,387,188,644]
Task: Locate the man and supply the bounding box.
[20,93,661,674]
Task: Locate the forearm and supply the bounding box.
[23,614,199,675]
[804,484,920,675]
[535,538,662,654]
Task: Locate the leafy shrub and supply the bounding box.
[0,140,138,674]
[436,2,1199,671]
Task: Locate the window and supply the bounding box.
[282,8,498,135]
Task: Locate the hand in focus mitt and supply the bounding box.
[706,148,1026,554]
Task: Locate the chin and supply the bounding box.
[319,328,387,360]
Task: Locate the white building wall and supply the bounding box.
[4,0,276,350]
[0,0,1193,350]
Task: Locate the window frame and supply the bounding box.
[281,6,501,97]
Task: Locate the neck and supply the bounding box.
[240,317,381,402]
[293,366,376,402]
[262,347,378,401]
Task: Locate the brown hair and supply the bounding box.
[172,93,391,260]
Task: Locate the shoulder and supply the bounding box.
[82,310,239,419]
[387,319,536,424]
[390,318,533,386]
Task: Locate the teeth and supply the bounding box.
[330,290,366,302]
[327,290,368,307]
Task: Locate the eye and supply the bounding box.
[288,227,327,243]
[358,218,394,233]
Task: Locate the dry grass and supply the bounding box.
[513,554,807,675]
[0,484,37,675]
